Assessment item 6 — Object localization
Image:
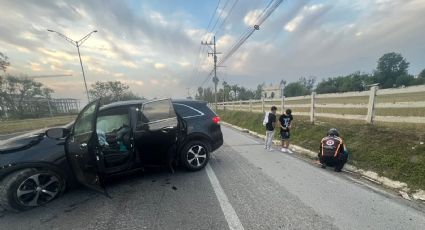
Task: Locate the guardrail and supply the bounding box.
[212,85,425,124]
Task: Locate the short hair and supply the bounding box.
[286,109,292,115]
[271,106,277,111]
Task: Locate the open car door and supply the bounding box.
[65,99,108,195]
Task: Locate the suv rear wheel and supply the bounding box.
[180,141,210,171]
[0,168,65,212]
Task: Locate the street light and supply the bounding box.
[47,29,97,102]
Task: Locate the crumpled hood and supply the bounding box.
[0,129,46,154]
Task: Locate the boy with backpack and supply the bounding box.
[263,106,277,151]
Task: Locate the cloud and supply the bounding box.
[154,63,166,70]
[284,4,326,32]
[244,9,262,26]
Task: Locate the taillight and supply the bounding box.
[212,116,221,124]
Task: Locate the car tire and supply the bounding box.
[180,141,211,171]
[0,168,65,212]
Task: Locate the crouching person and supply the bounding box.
[318,128,348,172]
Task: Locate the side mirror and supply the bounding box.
[46,128,68,139]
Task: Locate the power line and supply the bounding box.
[200,0,285,88]
[208,0,231,40]
[214,0,240,37]
[191,0,222,84]
[218,0,285,66]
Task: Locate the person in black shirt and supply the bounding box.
[279,109,293,153]
[264,106,277,151]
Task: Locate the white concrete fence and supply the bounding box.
[211,85,425,124]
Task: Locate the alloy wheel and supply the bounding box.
[187,145,207,168]
[16,173,61,207]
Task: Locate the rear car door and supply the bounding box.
[65,100,107,194]
[135,99,178,165]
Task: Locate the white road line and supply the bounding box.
[205,164,245,230]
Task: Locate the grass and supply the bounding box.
[218,110,425,190]
[0,115,76,135]
[377,92,425,103]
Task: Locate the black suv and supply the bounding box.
[0,98,223,211]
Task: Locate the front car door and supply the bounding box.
[65,100,107,194]
[134,99,178,165]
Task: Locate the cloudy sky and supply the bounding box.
[1,0,424,102]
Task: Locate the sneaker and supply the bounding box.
[320,164,326,169]
[281,148,287,153]
[287,149,293,154]
[334,168,342,172]
[268,148,274,152]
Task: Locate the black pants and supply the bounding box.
[319,155,347,171]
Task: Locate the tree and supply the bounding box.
[0,52,10,75]
[415,69,425,85]
[222,81,231,102]
[284,82,310,97]
[255,83,264,99]
[0,75,53,118]
[419,69,425,79]
[89,81,142,105]
[299,76,316,91]
[374,52,410,88]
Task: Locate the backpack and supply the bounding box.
[262,112,269,126]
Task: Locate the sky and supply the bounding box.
[1,0,424,103]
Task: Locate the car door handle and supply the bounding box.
[161,126,174,133]
[80,143,88,149]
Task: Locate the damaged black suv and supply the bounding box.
[0,98,223,211]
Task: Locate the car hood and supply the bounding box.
[0,129,46,154]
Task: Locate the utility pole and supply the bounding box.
[201,36,221,112]
[47,29,97,103]
[186,88,191,99]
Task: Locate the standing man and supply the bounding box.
[279,109,293,153]
[265,106,278,151]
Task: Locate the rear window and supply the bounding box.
[173,103,204,118]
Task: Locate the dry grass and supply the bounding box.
[376,92,425,103]
[0,115,75,135]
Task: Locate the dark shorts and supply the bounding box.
[280,131,290,140]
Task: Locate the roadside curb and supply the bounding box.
[221,121,425,202]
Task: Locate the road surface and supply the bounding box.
[1,125,424,229]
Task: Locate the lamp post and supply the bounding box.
[47,29,97,102]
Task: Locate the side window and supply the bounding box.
[142,99,176,123]
[96,107,129,133]
[173,104,203,118]
[73,102,97,135]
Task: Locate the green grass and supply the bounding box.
[0,115,76,135]
[218,110,425,190]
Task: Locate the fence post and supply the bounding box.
[310,92,316,124]
[239,100,242,110]
[281,96,285,114]
[366,86,378,124]
[249,99,252,112]
[262,98,265,112]
[233,101,235,111]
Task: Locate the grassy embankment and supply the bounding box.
[218,110,425,190]
[0,115,76,135]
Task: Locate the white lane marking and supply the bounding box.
[206,164,245,230]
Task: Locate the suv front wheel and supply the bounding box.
[180,141,210,171]
[0,168,65,211]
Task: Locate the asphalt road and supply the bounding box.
[1,126,424,229]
